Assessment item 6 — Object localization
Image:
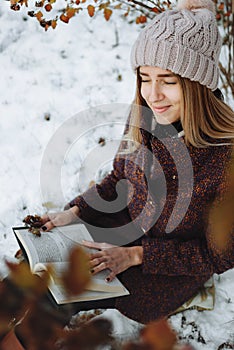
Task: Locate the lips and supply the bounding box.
[152,105,170,113]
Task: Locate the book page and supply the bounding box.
[50,285,129,304]
[34,261,128,293]
[35,262,129,304]
[14,224,93,269]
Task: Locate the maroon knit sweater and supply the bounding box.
[66,126,234,324]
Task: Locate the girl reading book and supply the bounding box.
[34,0,234,324]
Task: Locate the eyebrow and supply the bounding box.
[139,72,175,77]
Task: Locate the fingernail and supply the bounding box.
[41,226,47,231]
[105,277,110,282]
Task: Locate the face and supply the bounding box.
[139,66,182,125]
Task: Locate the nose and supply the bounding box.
[148,81,164,103]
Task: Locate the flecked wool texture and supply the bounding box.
[130,1,222,90]
[67,122,234,324]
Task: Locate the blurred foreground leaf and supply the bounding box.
[60,317,113,350]
[6,261,50,296]
[209,150,234,250]
[62,245,91,295]
[140,319,177,350]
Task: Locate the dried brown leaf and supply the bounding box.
[218,2,224,11]
[66,7,77,19]
[114,3,122,9]
[62,246,90,295]
[6,261,49,296]
[63,318,113,350]
[87,4,95,17]
[151,7,160,13]
[35,10,43,20]
[51,19,57,29]
[104,8,112,21]
[141,319,177,350]
[60,13,69,23]
[45,3,52,11]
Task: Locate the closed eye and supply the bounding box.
[141,79,151,83]
[140,79,177,85]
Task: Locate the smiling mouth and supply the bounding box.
[152,106,170,113]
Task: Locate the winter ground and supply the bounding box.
[0,2,233,349]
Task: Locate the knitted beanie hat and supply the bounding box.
[131,0,222,90]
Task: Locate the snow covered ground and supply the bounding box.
[0,2,233,349]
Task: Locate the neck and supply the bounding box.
[152,119,183,137]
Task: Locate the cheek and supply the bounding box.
[140,86,148,101]
[168,88,182,106]
[175,86,182,104]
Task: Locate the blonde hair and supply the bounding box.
[126,68,234,148]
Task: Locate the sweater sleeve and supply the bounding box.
[65,155,127,217]
[65,113,138,220]
[65,110,135,213]
[142,166,234,277]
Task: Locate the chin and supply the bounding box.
[154,116,171,125]
[154,114,180,125]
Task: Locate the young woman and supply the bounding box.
[40,0,234,324]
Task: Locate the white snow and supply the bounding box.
[0,3,233,349]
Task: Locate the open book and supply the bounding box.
[13,224,129,305]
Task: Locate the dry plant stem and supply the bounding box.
[219,0,233,97]
[128,0,157,11]
[219,62,234,96]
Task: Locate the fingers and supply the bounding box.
[40,214,57,231]
[40,210,74,231]
[41,215,66,231]
[90,255,107,269]
[82,240,115,250]
[105,270,116,282]
[40,213,58,224]
[90,260,116,282]
[82,241,103,250]
[91,262,108,275]
[41,221,55,232]
[88,249,122,282]
[89,252,117,279]
[89,251,110,274]
[40,213,59,231]
[40,214,50,225]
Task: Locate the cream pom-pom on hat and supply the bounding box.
[177,0,216,13]
[131,0,222,90]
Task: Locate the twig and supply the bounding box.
[127,0,158,11]
[112,25,119,48]
[219,62,234,96]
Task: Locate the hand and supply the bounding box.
[40,206,80,231]
[82,241,143,282]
